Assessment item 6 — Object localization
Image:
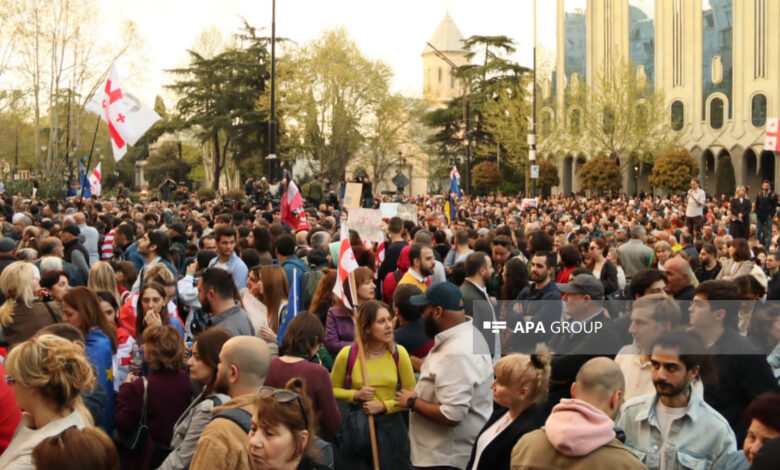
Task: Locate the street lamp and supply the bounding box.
[633,164,639,196]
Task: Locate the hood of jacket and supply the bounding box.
[282,256,307,272]
[544,398,616,457]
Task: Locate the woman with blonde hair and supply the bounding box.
[653,241,673,271]
[88,261,121,308]
[466,352,551,470]
[729,185,751,240]
[0,261,60,348]
[0,334,95,469]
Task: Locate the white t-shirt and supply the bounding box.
[685,188,706,217]
[656,400,688,470]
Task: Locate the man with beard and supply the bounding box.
[198,267,254,337]
[130,230,178,294]
[396,281,493,470]
[398,244,435,292]
[460,251,500,362]
[512,252,563,353]
[617,330,745,470]
[190,336,270,470]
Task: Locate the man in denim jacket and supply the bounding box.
[617,330,748,470]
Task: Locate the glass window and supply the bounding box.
[603,107,615,134]
[752,94,767,127]
[710,97,724,129]
[570,108,581,134]
[629,0,655,89]
[671,101,684,131]
[702,0,733,119]
[565,1,587,85]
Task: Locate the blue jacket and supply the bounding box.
[617,388,748,470]
[85,328,115,432]
[121,241,146,273]
[281,256,308,293]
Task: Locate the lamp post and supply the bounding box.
[267,0,277,181]
[529,0,538,198]
[633,164,639,196]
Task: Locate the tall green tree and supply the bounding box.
[280,28,394,180]
[166,21,271,190]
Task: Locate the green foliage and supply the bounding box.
[196,187,216,200]
[167,20,272,189]
[499,180,521,196]
[579,154,621,194]
[536,159,560,192]
[649,149,699,193]
[472,161,500,194]
[542,58,680,175]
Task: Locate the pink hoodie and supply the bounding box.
[544,398,616,457]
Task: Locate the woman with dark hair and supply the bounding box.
[135,281,174,345]
[112,260,138,302]
[743,393,780,466]
[97,290,135,391]
[585,237,619,297]
[248,378,329,470]
[248,226,273,257]
[330,300,415,469]
[734,274,766,336]
[717,238,755,281]
[255,264,289,345]
[61,287,118,431]
[502,257,529,300]
[325,266,375,356]
[39,269,70,304]
[115,325,191,469]
[158,328,231,470]
[265,312,341,436]
[555,245,580,285]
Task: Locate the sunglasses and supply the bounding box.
[258,386,309,430]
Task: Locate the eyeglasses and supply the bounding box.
[3,376,15,387]
[258,386,309,430]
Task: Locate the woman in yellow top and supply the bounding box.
[331,300,416,470]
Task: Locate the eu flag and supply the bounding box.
[277,267,300,343]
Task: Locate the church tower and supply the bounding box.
[422,13,470,103]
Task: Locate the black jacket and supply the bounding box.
[63,238,89,267]
[755,191,778,218]
[465,405,546,470]
[729,197,752,238]
[705,328,780,443]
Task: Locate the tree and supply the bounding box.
[649,149,699,193]
[472,161,500,194]
[579,154,621,195]
[535,159,560,195]
[542,58,679,185]
[167,21,271,190]
[281,29,392,180]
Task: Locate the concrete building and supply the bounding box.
[546,0,779,197]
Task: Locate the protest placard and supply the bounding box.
[380,203,398,219]
[348,208,383,243]
[397,204,417,222]
[343,182,363,208]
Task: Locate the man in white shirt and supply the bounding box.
[685,178,706,241]
[396,281,493,470]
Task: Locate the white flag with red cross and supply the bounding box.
[333,221,359,309]
[765,118,780,151]
[88,163,102,196]
[85,63,161,162]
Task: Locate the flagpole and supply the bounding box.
[79,117,101,204]
[348,271,380,470]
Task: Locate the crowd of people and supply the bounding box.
[0,175,778,469]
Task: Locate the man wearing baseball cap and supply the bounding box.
[546,274,623,412]
[395,281,493,470]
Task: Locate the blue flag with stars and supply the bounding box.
[277,267,300,343]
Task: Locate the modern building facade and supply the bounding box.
[545,0,780,196]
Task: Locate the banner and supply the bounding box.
[380,202,398,218]
[397,204,418,222]
[348,208,383,243]
[765,118,780,151]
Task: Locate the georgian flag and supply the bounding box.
[85,63,161,162]
[88,163,102,197]
[765,118,780,151]
[280,174,311,231]
[333,221,359,309]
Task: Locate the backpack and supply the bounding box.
[301,269,324,311]
[211,408,252,433]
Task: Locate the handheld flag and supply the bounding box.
[78,159,92,199]
[280,176,311,231]
[765,118,780,151]
[446,166,462,222]
[85,63,161,162]
[277,267,300,342]
[88,163,102,197]
[333,221,359,308]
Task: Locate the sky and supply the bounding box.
[99,0,558,104]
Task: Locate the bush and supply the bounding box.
[472,161,501,194]
[649,149,699,193]
[536,160,560,194]
[196,187,217,200]
[579,154,621,194]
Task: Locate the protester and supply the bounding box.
[325,266,374,356]
[207,226,248,290]
[197,267,254,337]
[158,328,231,470]
[31,427,119,470]
[0,261,61,348]
[0,335,95,469]
[115,325,191,469]
[511,357,643,469]
[466,352,550,470]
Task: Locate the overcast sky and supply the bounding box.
[99,0,558,103]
